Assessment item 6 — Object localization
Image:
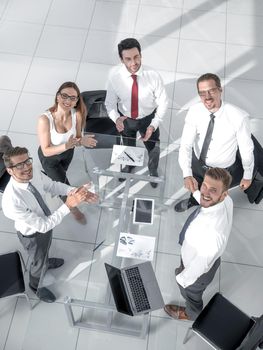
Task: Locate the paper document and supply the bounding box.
[116,232,155,261]
[111,145,145,166]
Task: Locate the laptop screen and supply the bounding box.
[105,263,133,316]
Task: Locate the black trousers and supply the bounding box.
[190,134,263,204]
[122,113,160,173]
[17,230,52,289]
[38,146,74,184]
[38,146,74,202]
[192,134,262,187]
[176,257,221,320]
[192,151,243,188]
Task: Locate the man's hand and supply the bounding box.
[141,126,155,142]
[68,186,99,206]
[239,178,252,191]
[65,187,88,209]
[116,116,127,132]
[184,176,199,193]
[84,190,99,204]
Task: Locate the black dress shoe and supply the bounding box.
[119,165,135,182]
[149,170,158,188]
[29,285,56,303]
[174,198,198,212]
[48,258,64,269]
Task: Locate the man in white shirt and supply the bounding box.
[175,73,255,212]
[2,146,98,303]
[105,38,168,188]
[165,167,233,321]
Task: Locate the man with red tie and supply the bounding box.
[105,38,168,188]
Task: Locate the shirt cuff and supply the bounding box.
[59,203,71,216]
[243,168,253,180]
[109,111,120,124]
[183,169,193,178]
[176,273,188,288]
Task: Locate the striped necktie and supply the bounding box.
[199,113,215,165]
[178,206,201,245]
[28,182,51,216]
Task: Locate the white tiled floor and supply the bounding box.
[0,0,263,349]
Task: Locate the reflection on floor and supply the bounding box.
[1,0,263,349]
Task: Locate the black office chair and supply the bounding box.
[0,166,10,212]
[183,293,259,350]
[0,169,10,192]
[81,90,120,148]
[0,251,31,308]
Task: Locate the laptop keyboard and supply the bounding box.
[125,267,151,313]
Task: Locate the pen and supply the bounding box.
[93,240,105,252]
[124,151,135,162]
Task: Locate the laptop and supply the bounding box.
[105,261,164,316]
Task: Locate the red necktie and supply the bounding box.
[131,74,138,119]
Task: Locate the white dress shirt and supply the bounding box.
[105,65,169,130]
[176,191,233,288]
[179,101,254,179]
[2,170,72,236]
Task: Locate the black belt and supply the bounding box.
[201,164,232,171]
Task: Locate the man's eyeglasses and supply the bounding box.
[198,88,219,97]
[10,157,33,170]
[59,92,79,102]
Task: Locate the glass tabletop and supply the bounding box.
[22,133,185,342]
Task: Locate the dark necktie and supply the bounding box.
[28,182,51,216]
[131,74,138,119]
[178,206,201,245]
[199,113,215,165]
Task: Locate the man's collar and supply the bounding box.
[10,176,30,189]
[213,100,224,118]
[121,64,143,78]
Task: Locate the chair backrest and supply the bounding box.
[81,90,108,119]
[0,251,25,298]
[81,90,119,148]
[193,293,255,350]
[0,168,10,193]
[237,314,263,350]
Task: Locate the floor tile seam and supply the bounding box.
[182,1,226,14]
[0,230,16,235]
[72,0,98,82]
[232,205,263,212]
[221,259,263,269]
[169,5,184,141]
[5,0,53,133]
[51,236,97,246]
[3,298,19,350]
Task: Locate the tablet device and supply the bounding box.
[133,198,154,225]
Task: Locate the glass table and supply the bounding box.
[21,133,183,343]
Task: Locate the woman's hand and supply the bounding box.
[65,135,80,150]
[81,134,98,148]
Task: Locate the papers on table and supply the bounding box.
[111,145,145,166]
[116,232,155,261]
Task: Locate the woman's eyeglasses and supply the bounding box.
[59,92,79,102]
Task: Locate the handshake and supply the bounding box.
[66,182,99,209]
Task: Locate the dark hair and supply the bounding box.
[205,167,232,192]
[49,82,87,129]
[118,38,141,59]
[3,147,29,168]
[197,73,222,91]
